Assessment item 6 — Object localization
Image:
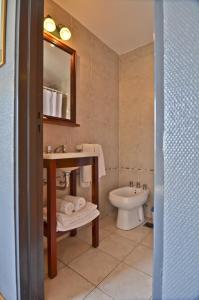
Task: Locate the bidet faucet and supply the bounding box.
[143,184,148,190]
[54,144,67,153]
[129,181,134,187]
[46,145,52,153]
[136,182,141,188]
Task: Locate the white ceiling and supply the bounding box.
[54,0,154,55]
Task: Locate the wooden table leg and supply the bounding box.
[70,170,77,237]
[47,160,57,278]
[92,157,99,247]
[70,229,77,237]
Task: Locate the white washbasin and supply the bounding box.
[43,152,97,159]
[43,152,97,173]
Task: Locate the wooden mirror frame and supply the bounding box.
[43,31,79,127]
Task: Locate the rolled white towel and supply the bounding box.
[61,195,86,212]
[56,198,74,215]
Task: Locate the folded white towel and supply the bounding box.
[56,198,74,215]
[57,209,100,232]
[80,144,106,188]
[43,202,99,232]
[61,195,86,212]
[56,202,97,224]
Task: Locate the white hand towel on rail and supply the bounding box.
[56,92,63,118]
[62,94,68,118]
[94,144,106,177]
[56,198,74,215]
[80,144,106,188]
[43,89,51,115]
[50,91,57,117]
[61,195,86,211]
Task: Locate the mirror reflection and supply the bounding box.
[43,40,72,120]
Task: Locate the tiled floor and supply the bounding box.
[45,215,153,300]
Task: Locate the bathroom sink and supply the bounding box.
[43,152,97,173]
[43,152,97,159]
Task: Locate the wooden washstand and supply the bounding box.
[43,152,99,278]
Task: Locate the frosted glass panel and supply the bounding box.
[162,1,199,299]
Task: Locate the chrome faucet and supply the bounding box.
[54,144,67,153]
[143,184,148,190]
[136,182,141,188]
[46,145,53,153]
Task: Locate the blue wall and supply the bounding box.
[154,0,199,299]
[0,1,17,299]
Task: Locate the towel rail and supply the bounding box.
[43,85,68,96]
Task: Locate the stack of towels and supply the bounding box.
[43,195,99,232]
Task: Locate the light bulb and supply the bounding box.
[44,17,56,33]
[60,27,71,41]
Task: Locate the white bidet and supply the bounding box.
[109,186,149,230]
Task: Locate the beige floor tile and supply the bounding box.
[100,215,117,233]
[99,263,152,300]
[77,225,112,244]
[116,225,151,243]
[84,288,113,300]
[69,248,120,285]
[142,232,153,249]
[124,245,153,276]
[45,266,94,300]
[58,236,91,265]
[99,233,136,261]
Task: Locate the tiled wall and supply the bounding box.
[44,0,119,216]
[119,44,154,217]
[44,1,154,218]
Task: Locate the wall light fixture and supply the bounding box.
[44,16,72,41]
[44,16,56,33]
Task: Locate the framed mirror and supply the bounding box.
[0,0,6,67]
[43,32,78,126]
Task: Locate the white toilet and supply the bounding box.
[109,186,149,230]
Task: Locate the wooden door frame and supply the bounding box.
[16,0,44,298]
